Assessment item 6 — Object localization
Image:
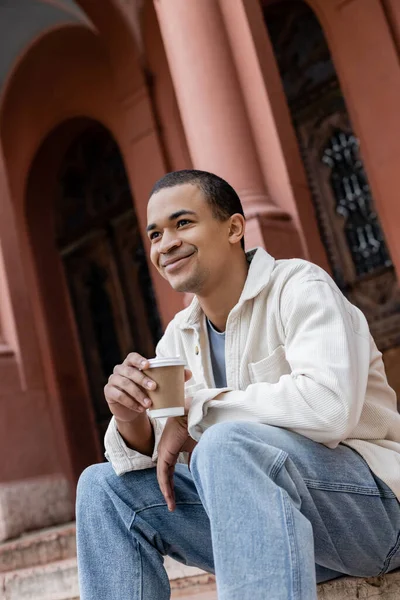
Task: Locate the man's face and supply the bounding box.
[146,183,232,294]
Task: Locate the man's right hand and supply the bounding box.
[104,353,155,423]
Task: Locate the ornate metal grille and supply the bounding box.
[322,129,392,276]
[263,0,400,355]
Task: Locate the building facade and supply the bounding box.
[1,0,400,507]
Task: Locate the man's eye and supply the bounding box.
[150,232,160,241]
[177,219,191,227]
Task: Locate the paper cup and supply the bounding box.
[143,357,186,418]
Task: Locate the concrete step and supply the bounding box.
[171,571,400,600]
[171,578,217,599]
[318,570,400,600]
[0,523,207,599]
[0,523,399,599]
[0,523,76,573]
[2,557,400,600]
[0,558,79,600]
[0,555,208,600]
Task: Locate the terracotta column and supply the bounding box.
[382,0,400,57]
[218,0,328,268]
[0,146,74,541]
[153,0,304,257]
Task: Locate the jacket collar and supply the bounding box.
[176,247,275,330]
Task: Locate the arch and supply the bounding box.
[262,0,400,402]
[0,0,87,99]
[26,118,103,475]
[263,0,400,275]
[73,0,146,95]
[26,116,162,461]
[0,16,182,480]
[0,22,182,325]
[263,1,393,281]
[261,0,350,66]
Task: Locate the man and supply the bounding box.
[76,170,400,600]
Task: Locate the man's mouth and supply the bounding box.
[162,252,195,273]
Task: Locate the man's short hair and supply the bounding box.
[150,170,246,250]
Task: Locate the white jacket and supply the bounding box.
[105,248,400,499]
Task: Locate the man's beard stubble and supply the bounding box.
[172,265,211,295]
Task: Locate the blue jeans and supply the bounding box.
[76,423,400,600]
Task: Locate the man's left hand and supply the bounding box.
[157,414,197,512]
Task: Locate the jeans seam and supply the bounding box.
[138,539,143,600]
[282,492,301,600]
[380,529,400,575]
[130,502,204,529]
[269,450,288,480]
[303,479,396,497]
[134,501,204,516]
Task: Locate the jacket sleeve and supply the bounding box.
[104,321,189,474]
[188,278,371,448]
[104,415,167,475]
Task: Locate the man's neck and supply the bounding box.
[197,253,249,332]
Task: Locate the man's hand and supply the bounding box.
[104,353,156,423]
[157,414,197,512]
[105,353,193,423]
[105,354,193,457]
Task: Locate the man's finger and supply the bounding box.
[123,352,150,371]
[106,376,151,409]
[168,466,176,511]
[113,364,157,393]
[157,459,176,512]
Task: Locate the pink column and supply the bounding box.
[382,0,400,54]
[154,0,304,257]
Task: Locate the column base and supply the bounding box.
[245,213,305,259]
[0,476,74,542]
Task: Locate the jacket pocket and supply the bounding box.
[249,345,291,384]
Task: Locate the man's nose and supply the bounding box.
[159,231,182,254]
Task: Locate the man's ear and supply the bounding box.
[228,214,246,246]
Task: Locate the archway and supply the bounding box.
[263,0,400,400]
[0,10,185,482]
[27,118,162,450]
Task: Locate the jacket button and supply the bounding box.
[195,345,199,355]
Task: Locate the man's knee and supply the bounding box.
[193,421,285,452]
[194,421,244,452]
[77,462,114,508]
[191,422,257,466]
[190,422,292,475]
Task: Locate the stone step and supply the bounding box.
[0,523,76,573]
[0,556,208,600]
[1,556,400,600]
[171,579,217,599]
[1,523,399,599]
[0,558,79,600]
[171,571,400,600]
[318,570,400,600]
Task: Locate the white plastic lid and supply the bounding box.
[148,406,185,418]
[146,357,186,368]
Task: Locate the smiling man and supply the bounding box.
[76,170,400,600]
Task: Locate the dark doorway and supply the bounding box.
[263,0,400,402]
[56,124,162,444]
